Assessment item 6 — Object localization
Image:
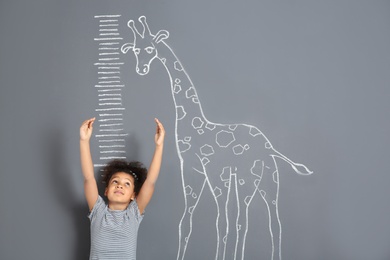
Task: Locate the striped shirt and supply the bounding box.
[88,196,144,260]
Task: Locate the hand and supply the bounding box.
[154,118,165,146]
[80,117,95,141]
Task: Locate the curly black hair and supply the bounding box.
[101,159,148,197]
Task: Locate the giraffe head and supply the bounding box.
[121,16,169,76]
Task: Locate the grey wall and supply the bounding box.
[1,1,390,260]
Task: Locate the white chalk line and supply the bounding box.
[99,42,120,46]
[94,14,121,18]
[94,37,123,41]
[99,19,119,23]
[94,62,124,65]
[99,52,120,55]
[99,47,119,50]
[99,33,120,36]
[98,139,125,143]
[95,84,124,88]
[95,108,125,112]
[99,98,122,101]
[99,145,125,148]
[100,123,123,127]
[97,71,121,75]
[95,133,128,137]
[100,150,126,153]
[97,89,122,92]
[98,24,119,27]
[99,29,118,32]
[98,76,120,79]
[98,94,122,97]
[100,156,127,160]
[98,113,123,116]
[98,117,123,121]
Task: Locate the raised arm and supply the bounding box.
[137,118,165,214]
[80,117,99,211]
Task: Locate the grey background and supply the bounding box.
[1,1,389,260]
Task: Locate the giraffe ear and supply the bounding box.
[121,43,134,54]
[154,30,169,43]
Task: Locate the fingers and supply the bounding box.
[82,117,96,128]
[154,118,165,133]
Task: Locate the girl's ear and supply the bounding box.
[104,187,108,196]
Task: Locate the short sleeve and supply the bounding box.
[128,199,144,223]
[88,196,105,220]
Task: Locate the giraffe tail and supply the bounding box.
[272,150,313,175]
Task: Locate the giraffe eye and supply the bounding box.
[134,48,140,55]
[145,47,154,54]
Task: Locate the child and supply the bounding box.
[79,117,165,260]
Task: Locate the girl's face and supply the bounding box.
[105,172,135,209]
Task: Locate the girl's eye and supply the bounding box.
[126,182,131,187]
[112,180,118,184]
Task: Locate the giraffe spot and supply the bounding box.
[223,235,227,244]
[224,181,230,188]
[200,144,214,156]
[265,141,272,149]
[185,185,193,195]
[175,78,181,84]
[192,192,197,199]
[174,61,183,71]
[220,167,231,181]
[237,224,242,231]
[161,58,167,64]
[192,117,204,129]
[205,123,216,130]
[197,129,204,135]
[213,186,222,198]
[273,170,279,184]
[173,84,182,94]
[244,144,250,150]
[178,140,190,153]
[251,160,263,178]
[244,196,252,206]
[185,87,196,98]
[188,206,195,214]
[239,179,245,185]
[184,136,191,142]
[192,97,199,103]
[216,130,235,148]
[272,200,276,205]
[229,124,238,131]
[254,179,260,188]
[260,190,266,198]
[233,144,245,155]
[176,106,186,120]
[249,126,262,137]
[201,157,210,166]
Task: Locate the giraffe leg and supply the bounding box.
[258,169,281,260]
[177,175,207,260]
[236,188,257,260]
[213,186,229,260]
[220,172,238,260]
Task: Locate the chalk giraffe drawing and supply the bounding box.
[121,16,313,260]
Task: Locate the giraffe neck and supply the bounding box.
[156,42,207,123]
